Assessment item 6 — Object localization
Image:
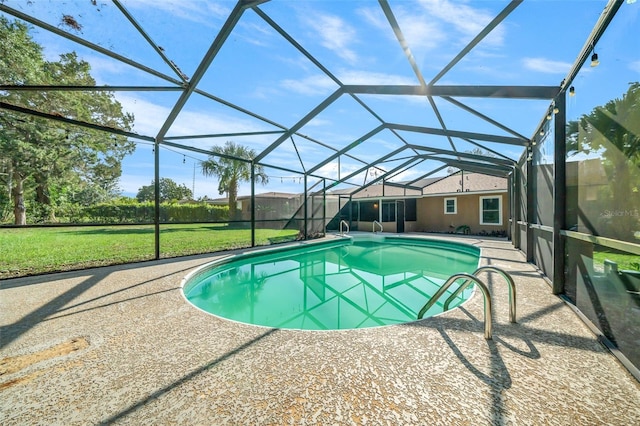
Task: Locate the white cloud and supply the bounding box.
[522,57,572,74]
[124,0,229,26]
[357,0,506,77]
[357,7,387,30]
[280,74,337,96]
[359,5,445,53]
[169,109,267,139]
[87,55,130,75]
[279,70,415,100]
[394,9,447,52]
[83,55,138,85]
[115,94,272,142]
[237,21,275,47]
[314,161,364,182]
[388,169,422,182]
[362,0,505,51]
[302,12,359,65]
[306,118,333,127]
[630,60,640,73]
[417,0,505,46]
[336,70,416,85]
[115,95,168,136]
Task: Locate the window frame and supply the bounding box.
[444,197,457,215]
[479,195,503,226]
[381,201,396,222]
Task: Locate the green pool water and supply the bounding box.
[182,235,480,330]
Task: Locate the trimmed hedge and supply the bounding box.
[83,201,229,223]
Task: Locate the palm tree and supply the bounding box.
[201,141,269,221]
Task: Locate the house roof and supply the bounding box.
[211,173,505,204]
[410,177,446,188]
[350,184,422,199]
[422,172,507,196]
[328,172,506,200]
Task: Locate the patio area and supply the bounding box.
[1,235,639,425]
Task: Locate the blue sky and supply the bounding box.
[2,0,639,198]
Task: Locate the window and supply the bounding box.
[382,202,395,222]
[359,201,378,221]
[444,197,457,214]
[480,196,502,225]
[405,198,417,221]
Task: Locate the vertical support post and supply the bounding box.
[512,167,521,249]
[507,172,513,242]
[153,139,160,259]
[323,178,326,235]
[303,174,308,240]
[349,195,353,229]
[526,148,534,262]
[552,94,567,294]
[251,163,255,247]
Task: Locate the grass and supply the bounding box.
[0,224,299,279]
[593,249,640,272]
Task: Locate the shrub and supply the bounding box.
[83,201,229,223]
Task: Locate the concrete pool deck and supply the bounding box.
[1,235,639,425]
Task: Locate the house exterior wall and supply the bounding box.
[356,221,397,233]
[416,192,508,234]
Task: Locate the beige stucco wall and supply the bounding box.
[416,192,508,234]
[356,221,398,233]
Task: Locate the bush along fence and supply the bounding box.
[46,202,230,224]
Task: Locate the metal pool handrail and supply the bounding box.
[373,220,383,233]
[443,266,517,323]
[339,220,349,236]
[417,273,493,339]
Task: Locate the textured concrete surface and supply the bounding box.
[1,235,639,425]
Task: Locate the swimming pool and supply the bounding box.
[182,235,481,330]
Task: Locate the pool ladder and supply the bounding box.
[373,220,383,233]
[339,220,350,236]
[417,266,516,340]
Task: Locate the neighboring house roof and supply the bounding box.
[238,192,301,200]
[206,197,228,205]
[422,172,507,195]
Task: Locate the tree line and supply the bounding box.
[1,17,268,225]
[1,17,135,225]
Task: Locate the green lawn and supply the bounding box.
[0,224,299,279]
[593,249,640,272]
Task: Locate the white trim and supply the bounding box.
[479,195,503,226]
[444,197,457,214]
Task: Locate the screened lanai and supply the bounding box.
[1,0,639,378]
